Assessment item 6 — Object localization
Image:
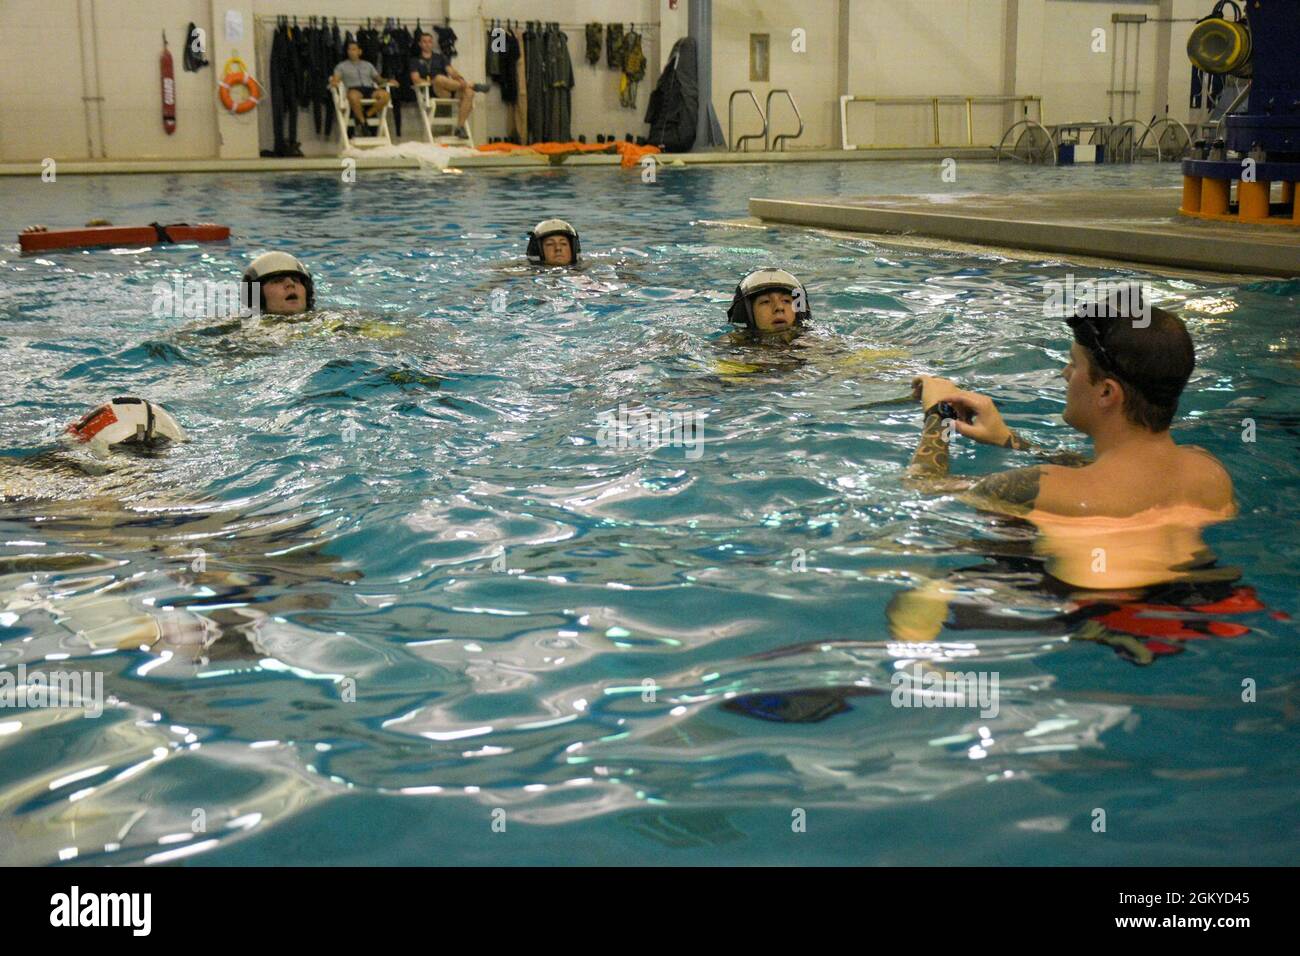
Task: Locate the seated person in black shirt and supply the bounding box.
[410,31,490,139]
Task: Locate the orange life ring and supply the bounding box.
[219,56,262,114]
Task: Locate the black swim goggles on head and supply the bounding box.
[1066,312,1126,381]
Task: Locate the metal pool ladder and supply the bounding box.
[728,90,766,151]
[728,89,806,152]
[765,89,804,151]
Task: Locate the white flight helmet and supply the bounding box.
[727,268,812,330]
[526,219,581,264]
[65,397,189,455]
[242,251,315,311]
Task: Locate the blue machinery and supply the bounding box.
[1180,0,1300,225]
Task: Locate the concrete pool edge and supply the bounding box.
[0,146,995,177]
[706,216,1263,284]
[749,190,1300,278]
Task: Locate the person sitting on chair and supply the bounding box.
[330,41,394,130]
[410,31,490,140]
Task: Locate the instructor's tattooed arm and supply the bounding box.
[1003,429,1090,466]
[908,410,950,478]
[1002,430,1034,452]
[962,466,1043,515]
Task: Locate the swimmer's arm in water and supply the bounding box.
[996,426,1090,466]
[905,376,1072,511]
[915,377,1091,467]
[907,402,951,478]
[905,418,1047,506]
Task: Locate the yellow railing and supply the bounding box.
[839,95,1043,150]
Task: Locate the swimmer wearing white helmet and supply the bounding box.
[3,398,188,502]
[727,268,812,341]
[65,397,189,455]
[242,251,316,315]
[526,219,581,267]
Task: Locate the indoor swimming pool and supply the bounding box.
[1,161,1297,865]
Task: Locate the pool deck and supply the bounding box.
[750,188,1300,278]
[0,146,995,177]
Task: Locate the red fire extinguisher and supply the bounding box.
[161,31,177,134]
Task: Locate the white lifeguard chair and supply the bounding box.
[331,82,394,151]
[415,84,475,146]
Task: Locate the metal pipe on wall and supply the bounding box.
[89,0,107,157]
[688,0,724,150]
[76,0,108,158]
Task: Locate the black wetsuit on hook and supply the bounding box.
[269,18,301,156]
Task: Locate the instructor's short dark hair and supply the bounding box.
[1077,306,1195,432]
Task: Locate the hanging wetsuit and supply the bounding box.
[585,23,602,65]
[542,25,559,142]
[435,25,458,59]
[554,28,574,142]
[606,24,624,69]
[316,19,333,136]
[269,19,300,156]
[359,25,382,72]
[293,19,311,116]
[382,20,404,135]
[499,26,519,105]
[301,18,318,135]
[486,20,503,82]
[620,30,645,109]
[526,22,545,144]
[323,20,342,137]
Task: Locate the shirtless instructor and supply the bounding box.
[907,300,1235,520]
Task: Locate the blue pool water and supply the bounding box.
[1,161,1297,865]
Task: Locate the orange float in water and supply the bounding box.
[18,223,231,253]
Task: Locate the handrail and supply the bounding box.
[1137,116,1192,160]
[840,94,1042,150]
[728,89,767,152]
[995,118,1057,164]
[764,89,804,151]
[1114,117,1161,162]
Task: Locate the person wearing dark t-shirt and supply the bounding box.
[410,31,489,138]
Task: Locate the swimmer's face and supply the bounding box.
[751,290,795,332]
[541,235,573,266]
[262,274,308,315]
[420,34,434,56]
[347,42,363,60]
[1062,342,1118,432]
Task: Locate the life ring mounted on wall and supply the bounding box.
[219,56,262,114]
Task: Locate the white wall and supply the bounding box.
[1031,0,1164,125]
[711,0,841,149]
[0,0,220,161]
[842,0,1009,148]
[708,0,1191,151]
[0,0,1213,161]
